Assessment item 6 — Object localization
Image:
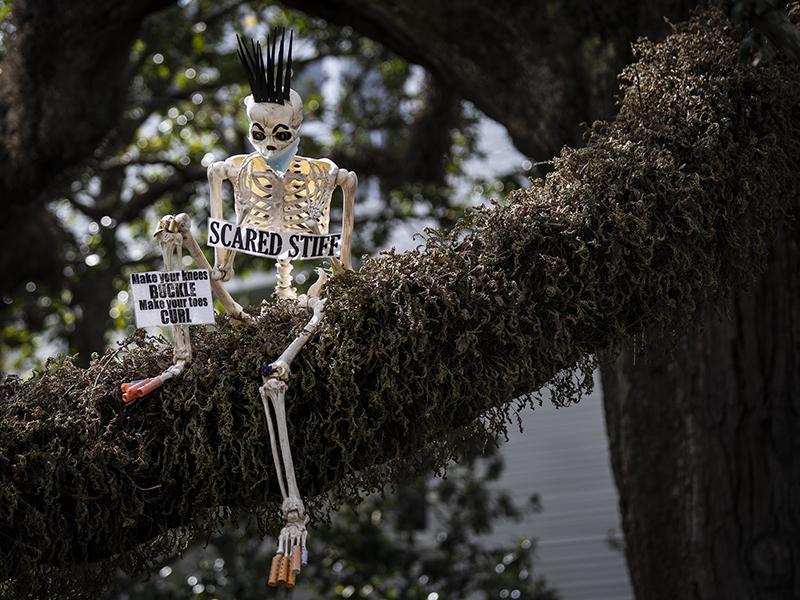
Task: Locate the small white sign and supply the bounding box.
[130,269,215,328]
[207,218,341,260]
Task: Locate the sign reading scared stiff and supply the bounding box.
[130,269,215,328]
[206,218,341,260]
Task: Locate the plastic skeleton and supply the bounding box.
[120,29,357,589]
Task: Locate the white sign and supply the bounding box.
[207,218,341,260]
[130,269,215,328]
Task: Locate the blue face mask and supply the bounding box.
[266,138,300,173]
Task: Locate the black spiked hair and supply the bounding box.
[236,28,293,104]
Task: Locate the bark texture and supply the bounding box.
[1,10,798,598]
[599,7,800,599]
[601,218,800,599]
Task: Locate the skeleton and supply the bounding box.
[120,29,357,589]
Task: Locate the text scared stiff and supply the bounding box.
[207,218,341,260]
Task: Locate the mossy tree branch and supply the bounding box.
[1,9,799,597]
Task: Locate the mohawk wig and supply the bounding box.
[236,28,293,104]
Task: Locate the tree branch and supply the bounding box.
[68,163,207,223]
[1,8,799,596]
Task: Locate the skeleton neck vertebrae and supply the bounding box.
[121,27,358,591]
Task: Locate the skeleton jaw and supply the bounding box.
[256,137,300,172]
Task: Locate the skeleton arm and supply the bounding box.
[336,169,358,271]
[207,156,245,281]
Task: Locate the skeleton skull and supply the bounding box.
[245,90,304,159]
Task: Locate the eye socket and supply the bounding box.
[275,131,292,142]
[252,130,266,141]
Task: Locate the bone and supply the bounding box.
[260,385,287,499]
[290,546,302,574]
[173,214,252,322]
[275,257,297,300]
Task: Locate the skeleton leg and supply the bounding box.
[261,379,304,588]
[121,222,191,403]
[161,233,192,370]
[121,214,253,403]
[259,279,327,587]
[261,386,287,501]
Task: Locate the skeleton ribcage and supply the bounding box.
[234,154,337,234]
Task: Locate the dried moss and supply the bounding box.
[1,9,799,597]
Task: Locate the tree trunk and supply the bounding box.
[601,218,800,599]
[0,0,172,294]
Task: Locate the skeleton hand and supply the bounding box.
[154,214,228,280]
[296,268,328,310]
[154,214,180,237]
[154,213,192,237]
[211,265,234,281]
[327,256,346,276]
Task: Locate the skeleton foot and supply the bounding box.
[121,360,188,404]
[268,497,308,587]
